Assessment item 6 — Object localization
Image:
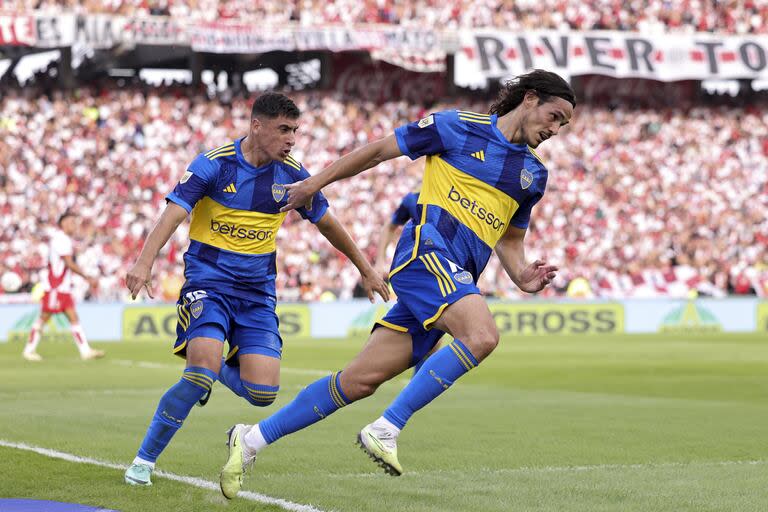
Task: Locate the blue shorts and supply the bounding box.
[172,287,282,365]
[374,250,480,366]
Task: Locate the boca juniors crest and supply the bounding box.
[453,270,473,285]
[520,168,533,190]
[272,183,286,202]
[190,300,204,319]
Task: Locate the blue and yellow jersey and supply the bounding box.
[391,109,547,280]
[391,192,420,226]
[167,138,328,301]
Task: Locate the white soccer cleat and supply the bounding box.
[220,424,257,499]
[22,351,43,362]
[81,349,105,360]
[357,423,403,476]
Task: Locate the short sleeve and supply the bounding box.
[166,154,216,213]
[394,110,453,160]
[52,232,73,256]
[293,165,329,224]
[510,198,534,229]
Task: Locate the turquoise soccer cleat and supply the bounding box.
[357,423,403,476]
[124,463,153,486]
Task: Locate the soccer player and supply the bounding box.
[123,92,388,487]
[374,189,437,375]
[22,211,104,362]
[219,69,575,497]
[374,190,419,280]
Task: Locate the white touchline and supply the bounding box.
[0,440,330,512]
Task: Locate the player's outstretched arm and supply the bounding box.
[494,226,558,293]
[62,255,99,291]
[282,135,403,212]
[125,202,188,299]
[314,212,390,303]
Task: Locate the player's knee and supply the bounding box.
[465,327,499,360]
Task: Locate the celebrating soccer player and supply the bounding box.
[218,70,575,498]
[122,92,389,487]
[23,211,104,362]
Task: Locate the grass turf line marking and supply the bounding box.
[329,459,768,478]
[0,439,330,512]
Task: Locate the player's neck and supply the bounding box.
[240,135,273,168]
[496,111,526,145]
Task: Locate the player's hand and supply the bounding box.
[517,259,558,293]
[126,261,155,300]
[361,270,390,303]
[375,262,391,282]
[281,177,319,213]
[87,276,99,291]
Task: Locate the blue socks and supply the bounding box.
[412,357,427,376]
[136,367,218,463]
[384,340,478,429]
[259,372,349,444]
[218,361,279,406]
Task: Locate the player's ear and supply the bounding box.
[250,116,261,133]
[523,90,539,108]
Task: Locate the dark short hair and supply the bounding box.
[489,69,576,116]
[58,210,76,226]
[251,92,301,119]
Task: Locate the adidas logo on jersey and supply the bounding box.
[223,183,237,193]
[470,150,485,161]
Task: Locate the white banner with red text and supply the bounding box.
[455,29,768,88]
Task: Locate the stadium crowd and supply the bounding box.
[2,0,767,34]
[0,83,766,301]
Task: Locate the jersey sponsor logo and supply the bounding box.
[271,183,286,202]
[223,183,237,193]
[180,170,193,184]
[210,220,274,241]
[418,114,434,128]
[447,185,506,232]
[190,300,204,319]
[520,168,533,190]
[420,156,519,248]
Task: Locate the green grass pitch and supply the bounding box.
[1,333,767,512]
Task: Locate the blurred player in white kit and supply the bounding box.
[22,210,105,362]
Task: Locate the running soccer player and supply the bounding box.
[22,211,104,362]
[219,69,575,497]
[123,92,388,487]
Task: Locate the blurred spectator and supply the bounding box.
[1,0,767,34]
[0,83,765,301]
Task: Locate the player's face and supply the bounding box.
[522,95,573,148]
[252,115,299,161]
[60,216,77,235]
